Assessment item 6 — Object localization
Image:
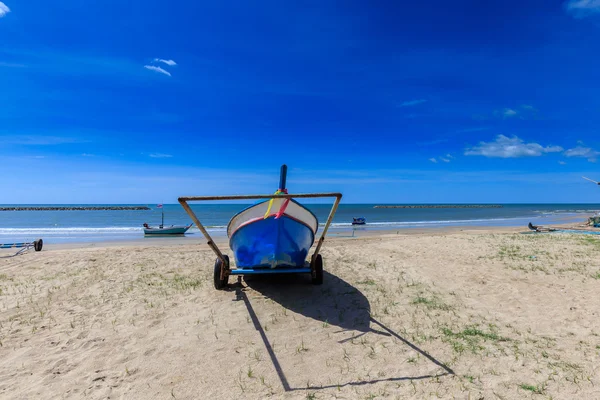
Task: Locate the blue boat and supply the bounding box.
[177,164,343,290]
[228,198,318,269]
[227,165,318,270]
[352,217,366,225]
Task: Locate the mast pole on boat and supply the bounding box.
[279,164,287,190]
[161,203,164,228]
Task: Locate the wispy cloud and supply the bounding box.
[493,105,538,120]
[440,154,453,163]
[558,161,567,165]
[465,135,563,158]
[149,153,173,158]
[154,58,177,66]
[430,154,453,163]
[502,108,518,118]
[400,99,427,107]
[564,145,600,162]
[0,2,10,18]
[565,0,600,17]
[143,65,171,77]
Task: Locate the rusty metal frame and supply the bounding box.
[178,193,342,277]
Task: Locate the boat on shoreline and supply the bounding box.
[228,167,318,269]
[177,164,343,290]
[143,204,192,235]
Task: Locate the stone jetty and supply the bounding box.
[374,205,503,209]
[0,206,151,211]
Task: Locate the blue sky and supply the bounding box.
[1,0,600,203]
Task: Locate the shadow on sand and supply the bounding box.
[230,271,454,392]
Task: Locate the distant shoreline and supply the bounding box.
[0,206,150,211]
[374,204,503,209]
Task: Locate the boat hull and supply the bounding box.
[228,199,318,269]
[230,215,314,268]
[144,225,191,235]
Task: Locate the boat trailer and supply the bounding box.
[178,192,342,286]
[0,239,43,256]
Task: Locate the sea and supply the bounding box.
[1,203,599,245]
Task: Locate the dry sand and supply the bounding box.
[1,229,600,399]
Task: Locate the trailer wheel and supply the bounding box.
[213,255,230,290]
[311,254,323,285]
[34,239,43,252]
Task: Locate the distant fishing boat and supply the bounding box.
[352,217,366,225]
[143,204,192,235]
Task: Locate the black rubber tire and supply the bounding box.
[34,239,43,252]
[213,255,230,290]
[311,254,323,285]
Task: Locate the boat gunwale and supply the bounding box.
[226,198,319,238]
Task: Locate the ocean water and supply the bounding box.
[0,203,598,245]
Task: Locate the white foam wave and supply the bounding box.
[0,227,142,234]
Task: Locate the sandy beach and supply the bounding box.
[1,228,600,399]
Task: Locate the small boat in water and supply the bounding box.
[143,204,192,235]
[143,223,192,235]
[352,217,366,225]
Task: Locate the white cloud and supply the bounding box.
[565,0,600,17]
[564,145,600,162]
[144,65,171,77]
[400,99,427,107]
[428,158,438,163]
[465,135,563,158]
[440,157,451,162]
[493,105,538,119]
[558,161,567,165]
[154,58,177,66]
[149,153,173,158]
[0,2,10,17]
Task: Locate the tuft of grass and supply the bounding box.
[591,272,600,280]
[441,325,509,354]
[411,294,451,311]
[519,383,544,394]
[296,339,308,354]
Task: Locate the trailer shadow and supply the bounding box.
[233,271,454,392]
[243,271,379,335]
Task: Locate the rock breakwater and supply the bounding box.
[374,205,503,209]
